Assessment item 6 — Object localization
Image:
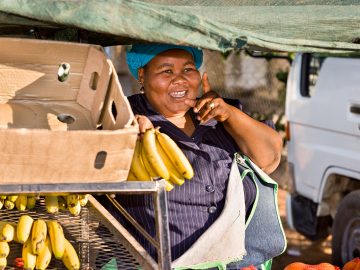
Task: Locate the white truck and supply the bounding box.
[285,53,360,266]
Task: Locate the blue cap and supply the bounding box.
[126,44,203,80]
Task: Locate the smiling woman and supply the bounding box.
[98,43,285,270]
[138,49,201,132]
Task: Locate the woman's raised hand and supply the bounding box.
[185,72,231,123]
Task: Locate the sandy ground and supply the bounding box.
[270,156,333,270]
[271,188,332,269]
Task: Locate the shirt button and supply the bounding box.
[208,205,217,214]
[205,185,215,193]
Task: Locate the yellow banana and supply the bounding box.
[78,194,89,207]
[58,196,67,211]
[127,170,137,181]
[66,195,79,208]
[4,200,14,210]
[0,200,3,210]
[155,139,185,186]
[67,195,81,216]
[62,239,80,270]
[142,129,170,180]
[23,239,37,270]
[35,236,52,270]
[31,219,47,255]
[129,140,151,180]
[26,196,36,210]
[15,195,28,211]
[0,257,6,270]
[1,223,15,242]
[0,196,6,200]
[0,224,5,235]
[17,215,34,244]
[45,196,58,214]
[155,130,194,179]
[0,242,9,258]
[141,144,157,178]
[68,201,81,216]
[164,180,175,191]
[7,195,18,202]
[141,145,174,191]
[47,220,65,260]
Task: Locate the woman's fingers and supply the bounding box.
[187,72,226,123]
[192,72,218,112]
[193,95,215,113]
[201,103,220,123]
[135,114,154,134]
[202,72,211,93]
[197,98,230,123]
[197,98,217,122]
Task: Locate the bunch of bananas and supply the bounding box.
[44,194,89,216]
[0,222,11,269]
[0,215,80,270]
[0,195,36,211]
[0,194,90,216]
[128,128,194,191]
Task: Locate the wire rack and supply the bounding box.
[0,181,170,270]
[1,197,141,270]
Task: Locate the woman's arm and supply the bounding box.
[185,73,282,174]
[221,105,282,174]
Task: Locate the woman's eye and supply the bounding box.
[163,69,172,74]
[184,68,195,73]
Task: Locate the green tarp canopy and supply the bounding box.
[1,0,360,53]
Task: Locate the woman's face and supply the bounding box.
[139,49,201,118]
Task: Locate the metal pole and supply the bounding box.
[153,180,171,270]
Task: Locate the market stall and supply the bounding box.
[0,1,360,270]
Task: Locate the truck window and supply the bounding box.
[300,53,325,97]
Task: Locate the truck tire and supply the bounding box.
[332,190,360,266]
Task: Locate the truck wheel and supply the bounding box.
[332,190,360,266]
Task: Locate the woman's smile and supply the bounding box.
[169,90,187,99]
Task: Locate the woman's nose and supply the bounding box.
[171,73,187,84]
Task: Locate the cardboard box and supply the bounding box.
[0,38,138,184]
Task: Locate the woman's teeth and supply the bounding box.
[170,91,186,98]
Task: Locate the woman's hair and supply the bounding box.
[126,43,203,79]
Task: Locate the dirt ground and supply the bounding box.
[271,188,332,269]
[270,156,333,270]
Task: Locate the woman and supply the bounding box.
[104,44,285,270]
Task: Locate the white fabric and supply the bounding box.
[172,158,246,268]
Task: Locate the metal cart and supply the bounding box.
[0,180,171,270]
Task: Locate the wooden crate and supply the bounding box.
[0,38,138,184]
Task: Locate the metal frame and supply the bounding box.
[0,180,171,270]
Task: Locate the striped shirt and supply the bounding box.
[112,94,257,261]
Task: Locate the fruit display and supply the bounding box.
[0,215,80,270]
[342,257,360,270]
[283,259,360,270]
[0,194,90,216]
[284,262,340,270]
[241,266,256,270]
[128,128,194,191]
